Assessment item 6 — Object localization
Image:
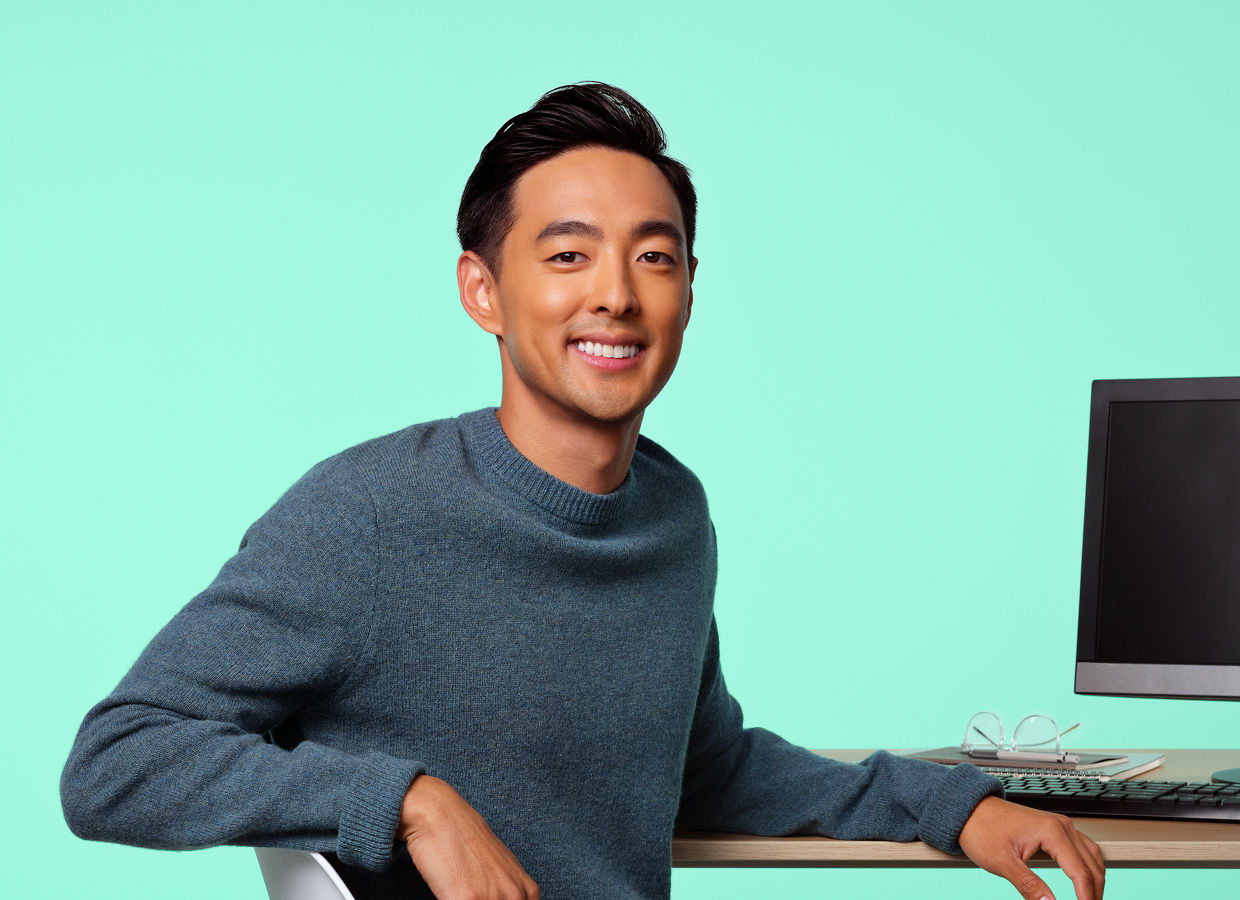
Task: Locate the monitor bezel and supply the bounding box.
[1075,375,1240,701]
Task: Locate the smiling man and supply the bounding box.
[62,83,1104,900]
[459,143,694,495]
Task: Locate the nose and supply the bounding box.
[591,254,639,317]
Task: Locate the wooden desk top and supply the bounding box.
[672,749,1240,869]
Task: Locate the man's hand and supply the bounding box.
[398,775,539,900]
[958,796,1105,900]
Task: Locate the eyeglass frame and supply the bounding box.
[961,711,1080,760]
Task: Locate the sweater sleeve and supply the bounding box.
[60,454,423,873]
[675,617,1002,853]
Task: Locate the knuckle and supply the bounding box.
[1048,812,1074,834]
[1014,871,1044,896]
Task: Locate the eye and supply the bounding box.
[548,251,584,264]
[640,251,674,264]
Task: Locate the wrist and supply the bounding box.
[398,774,445,841]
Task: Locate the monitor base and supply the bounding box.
[1211,767,1240,785]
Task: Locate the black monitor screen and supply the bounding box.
[1096,399,1240,665]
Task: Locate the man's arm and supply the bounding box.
[60,454,420,873]
[676,617,1104,899]
[677,617,1000,846]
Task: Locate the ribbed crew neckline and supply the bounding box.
[460,408,634,525]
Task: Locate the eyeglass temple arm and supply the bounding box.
[972,725,1000,744]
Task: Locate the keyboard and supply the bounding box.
[995,773,1240,822]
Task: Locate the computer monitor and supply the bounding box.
[1075,376,1240,783]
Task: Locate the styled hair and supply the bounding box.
[457,82,697,275]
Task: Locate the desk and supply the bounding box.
[673,749,1240,869]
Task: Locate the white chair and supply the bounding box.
[255,847,356,900]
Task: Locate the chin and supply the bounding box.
[571,396,648,426]
[579,407,642,426]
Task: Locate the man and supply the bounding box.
[62,83,1105,900]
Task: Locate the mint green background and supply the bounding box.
[4,2,1238,897]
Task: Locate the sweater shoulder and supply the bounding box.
[633,433,709,510]
[295,416,465,498]
[237,418,467,552]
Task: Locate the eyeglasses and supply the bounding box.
[962,711,1080,759]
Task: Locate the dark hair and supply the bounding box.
[457,82,697,275]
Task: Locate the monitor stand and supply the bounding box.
[1214,766,1240,785]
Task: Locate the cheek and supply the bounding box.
[662,332,686,368]
[504,283,571,332]
[505,304,576,373]
[656,292,692,336]
[522,280,580,328]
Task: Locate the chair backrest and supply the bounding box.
[255,847,356,900]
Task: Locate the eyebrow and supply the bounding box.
[631,219,686,247]
[535,218,685,248]
[536,220,604,242]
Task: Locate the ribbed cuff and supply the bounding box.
[916,762,1004,854]
[337,752,425,872]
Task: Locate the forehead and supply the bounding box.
[508,146,685,238]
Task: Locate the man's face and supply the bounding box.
[471,146,694,428]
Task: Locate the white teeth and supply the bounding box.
[574,341,639,359]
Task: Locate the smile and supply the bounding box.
[573,341,642,359]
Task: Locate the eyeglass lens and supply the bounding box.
[1012,714,1061,752]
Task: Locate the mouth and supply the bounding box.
[571,340,643,360]
[569,338,646,370]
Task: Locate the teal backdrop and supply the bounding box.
[3,2,1237,897]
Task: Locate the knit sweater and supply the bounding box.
[61,408,1001,899]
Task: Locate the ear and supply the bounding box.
[458,250,503,336]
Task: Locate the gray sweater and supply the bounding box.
[61,408,1000,898]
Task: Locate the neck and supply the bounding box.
[494,392,641,496]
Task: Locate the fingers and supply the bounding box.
[1033,814,1105,900]
[1082,828,1105,877]
[1078,828,1105,894]
[999,860,1056,900]
[958,798,1105,900]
